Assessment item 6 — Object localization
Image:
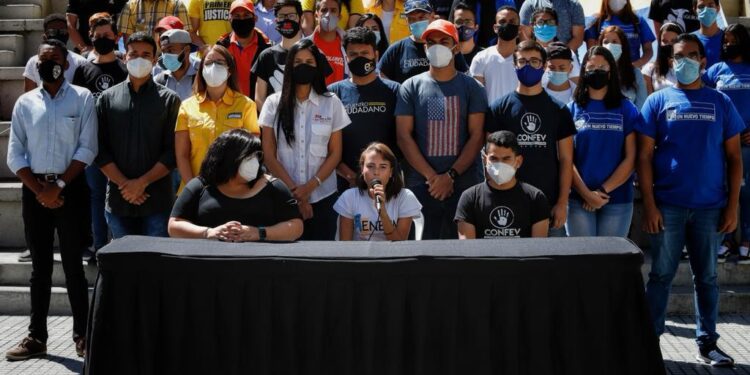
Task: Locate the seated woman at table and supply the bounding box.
[168,130,304,242]
[333,142,422,241]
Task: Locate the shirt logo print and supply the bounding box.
[426,96,460,157]
[521,112,542,134]
[490,206,515,229]
[95,74,114,92]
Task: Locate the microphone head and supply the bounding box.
[369,178,382,187]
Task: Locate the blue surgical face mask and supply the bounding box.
[409,19,429,39]
[673,57,701,84]
[698,6,718,27]
[547,70,569,86]
[162,52,183,72]
[533,24,557,43]
[604,42,623,61]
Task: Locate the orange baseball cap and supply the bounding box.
[421,19,459,44]
[230,0,255,14]
[154,16,184,33]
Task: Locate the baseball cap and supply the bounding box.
[154,16,184,33]
[421,19,459,44]
[160,29,192,46]
[404,0,432,14]
[546,42,573,61]
[230,0,255,14]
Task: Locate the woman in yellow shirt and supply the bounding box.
[175,44,259,192]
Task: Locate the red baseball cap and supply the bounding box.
[154,16,184,33]
[230,0,255,15]
[421,19,459,44]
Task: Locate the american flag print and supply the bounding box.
[426,96,460,157]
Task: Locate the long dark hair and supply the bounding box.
[593,0,638,33]
[574,46,624,109]
[655,23,683,78]
[356,142,404,201]
[199,129,265,186]
[723,23,750,63]
[277,38,331,146]
[597,25,635,91]
[355,13,388,59]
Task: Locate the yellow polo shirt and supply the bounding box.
[175,89,260,186]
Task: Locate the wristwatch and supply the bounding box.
[55,179,66,189]
[258,226,267,241]
[446,168,459,180]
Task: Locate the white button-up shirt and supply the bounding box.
[259,90,350,203]
[7,80,98,175]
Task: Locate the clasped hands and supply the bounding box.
[207,221,261,242]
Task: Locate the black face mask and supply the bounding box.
[293,63,317,84]
[723,44,741,60]
[276,19,301,39]
[38,59,64,83]
[496,23,519,42]
[231,18,255,38]
[584,69,609,90]
[658,44,673,58]
[348,56,376,77]
[92,37,116,55]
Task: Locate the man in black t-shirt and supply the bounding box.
[252,0,304,111]
[455,131,549,239]
[485,40,576,237]
[66,0,127,54]
[649,0,699,34]
[329,27,400,191]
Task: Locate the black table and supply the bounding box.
[85,236,665,375]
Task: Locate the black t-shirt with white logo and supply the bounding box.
[648,0,699,33]
[485,91,576,205]
[251,44,287,97]
[72,59,128,98]
[455,181,549,238]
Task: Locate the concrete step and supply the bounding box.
[0,183,24,248]
[0,286,94,315]
[0,34,24,67]
[0,253,98,287]
[0,67,24,121]
[0,5,43,19]
[1,122,13,179]
[0,19,43,62]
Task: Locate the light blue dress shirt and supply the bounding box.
[6,80,98,175]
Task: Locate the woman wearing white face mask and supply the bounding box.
[169,130,304,242]
[584,0,655,68]
[455,131,550,239]
[175,45,260,194]
[597,26,648,109]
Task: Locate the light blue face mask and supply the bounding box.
[698,6,718,27]
[604,43,623,61]
[533,24,557,43]
[374,31,381,45]
[162,52,183,72]
[673,57,701,84]
[409,20,429,39]
[547,70,569,86]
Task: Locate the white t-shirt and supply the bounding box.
[258,90,351,203]
[469,47,518,104]
[23,50,88,85]
[544,81,576,105]
[333,187,422,241]
[641,62,677,92]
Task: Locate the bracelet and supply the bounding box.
[313,175,322,186]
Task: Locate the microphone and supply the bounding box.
[370,179,383,212]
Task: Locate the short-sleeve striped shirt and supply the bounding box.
[118,0,192,35]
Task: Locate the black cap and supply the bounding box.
[546,41,573,61]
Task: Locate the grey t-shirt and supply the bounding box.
[520,0,585,45]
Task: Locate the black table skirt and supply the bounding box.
[85,236,665,375]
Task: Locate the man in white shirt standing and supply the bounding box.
[469,6,520,104]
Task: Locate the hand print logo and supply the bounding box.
[521,112,542,134]
[489,206,514,229]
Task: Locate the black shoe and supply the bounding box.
[82,248,96,264]
[739,252,750,265]
[680,248,689,260]
[17,249,31,263]
[696,345,734,367]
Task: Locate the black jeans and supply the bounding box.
[302,193,339,241]
[22,175,90,342]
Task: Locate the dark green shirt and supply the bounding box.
[95,78,180,217]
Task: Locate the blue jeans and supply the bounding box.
[85,166,109,250]
[104,210,170,239]
[645,204,722,347]
[566,199,633,237]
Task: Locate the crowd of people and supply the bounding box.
[4,0,748,368]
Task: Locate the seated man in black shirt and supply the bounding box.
[455,131,549,239]
[169,130,303,242]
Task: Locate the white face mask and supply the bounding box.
[609,0,627,12]
[203,63,229,88]
[238,157,260,182]
[426,44,454,68]
[126,57,153,79]
[486,160,516,185]
[603,42,623,61]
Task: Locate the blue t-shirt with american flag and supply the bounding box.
[395,71,488,186]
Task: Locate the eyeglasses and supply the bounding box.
[275,13,299,21]
[516,58,543,69]
[584,67,610,73]
[533,19,557,27]
[46,28,68,37]
[205,60,228,67]
[673,52,701,61]
[454,19,475,27]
